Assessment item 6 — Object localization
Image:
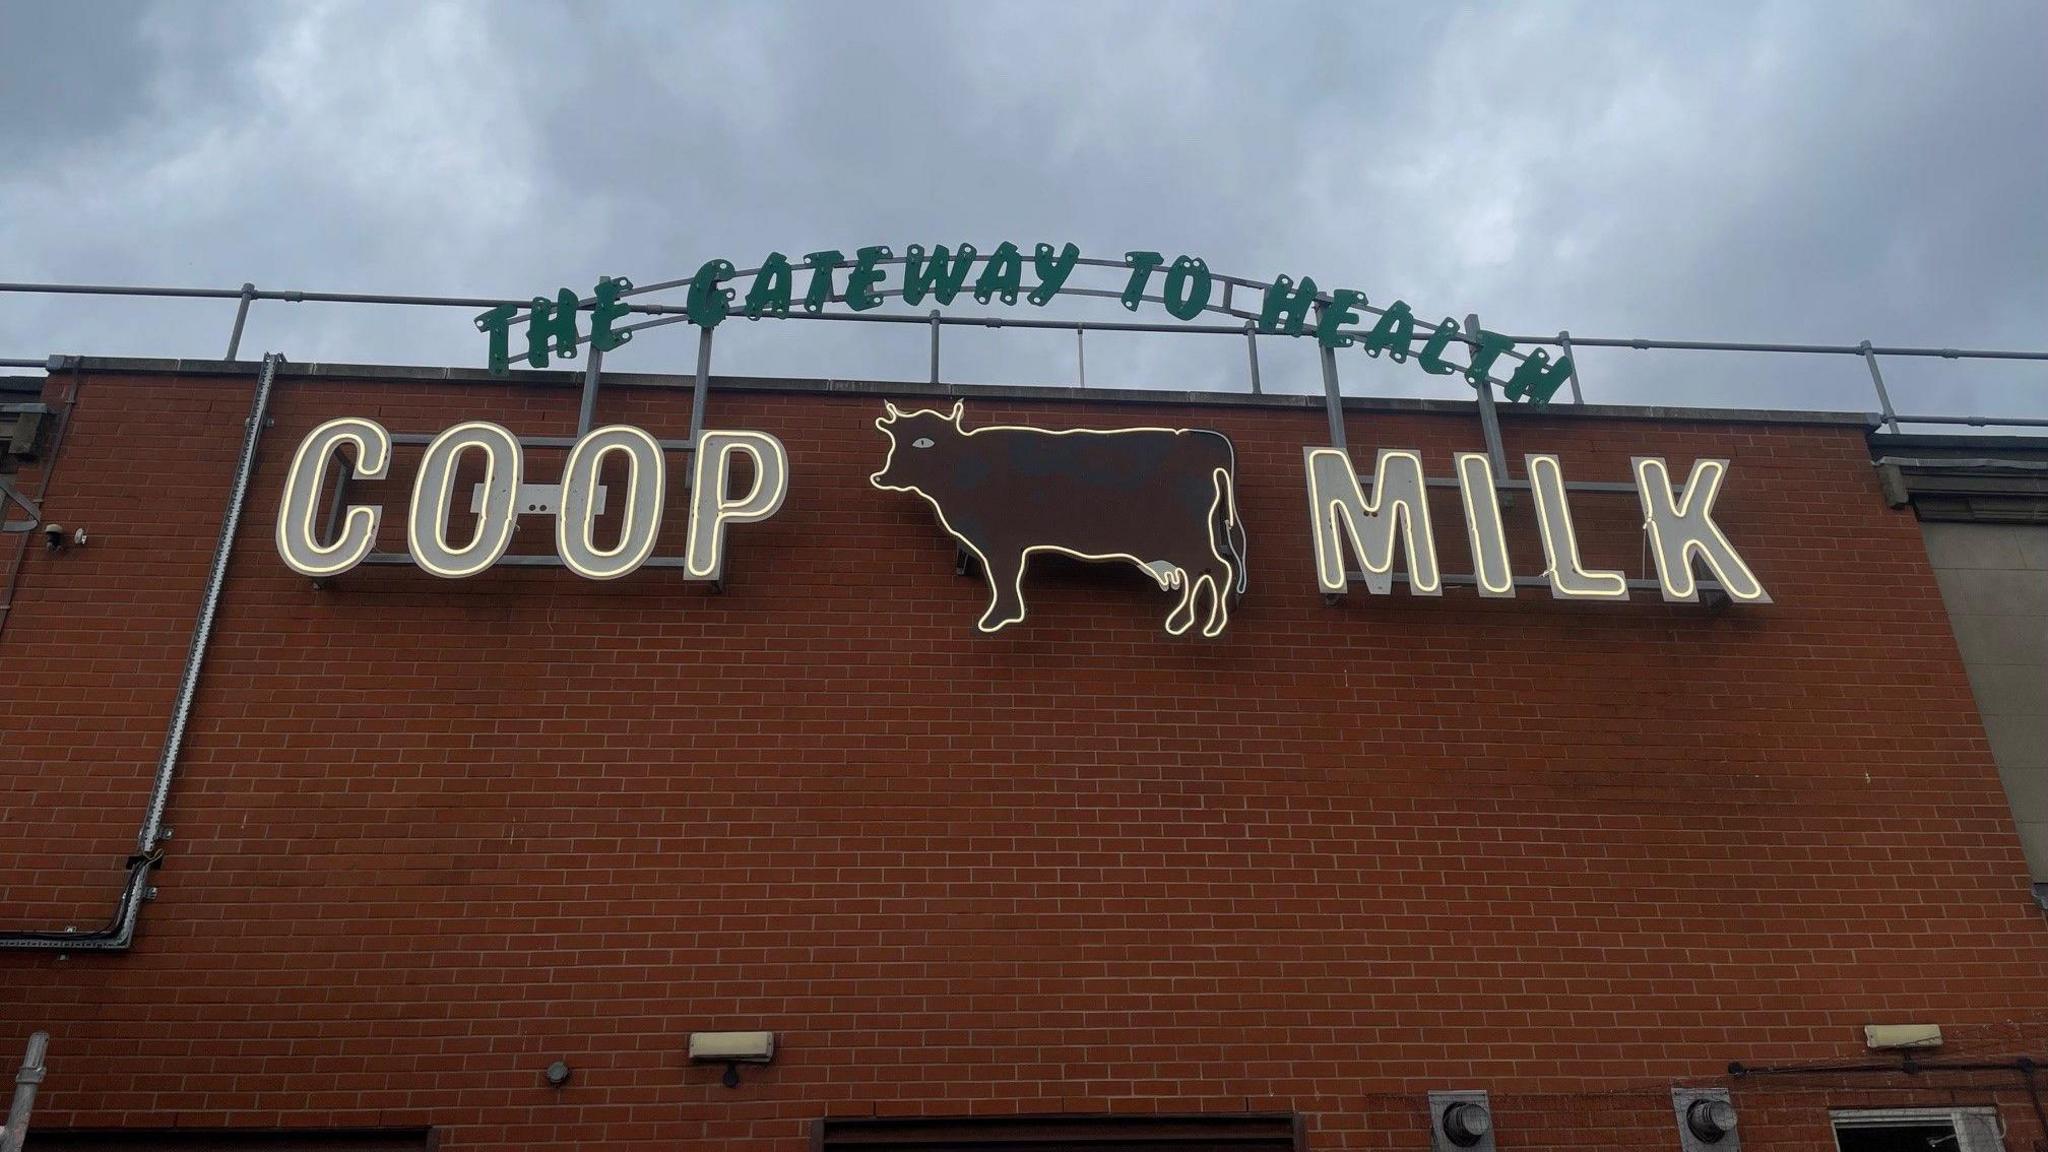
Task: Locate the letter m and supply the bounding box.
[1304,447,1441,596]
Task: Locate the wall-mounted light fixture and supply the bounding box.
[688,1031,776,1088]
[1864,1024,1942,1051]
[543,1060,572,1088]
[1674,1087,1739,1150]
[1428,1090,1494,1152]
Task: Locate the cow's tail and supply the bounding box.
[1214,464,1248,595]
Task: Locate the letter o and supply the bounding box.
[557,425,666,580]
[408,421,522,578]
[1162,256,1212,321]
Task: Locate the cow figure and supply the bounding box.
[870,401,1247,637]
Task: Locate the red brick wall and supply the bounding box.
[2,366,2044,1151]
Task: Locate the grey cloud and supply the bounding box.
[0,0,2041,419]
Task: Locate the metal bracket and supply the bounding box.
[0,475,42,531]
[1861,340,1901,434]
[3,403,48,460]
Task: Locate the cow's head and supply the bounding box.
[871,400,966,493]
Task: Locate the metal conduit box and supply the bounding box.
[1674,1087,1740,1151]
[1427,1090,1495,1152]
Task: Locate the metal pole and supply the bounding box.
[0,1032,48,1152]
[689,326,713,449]
[1244,322,1262,395]
[575,345,603,436]
[1557,330,1584,404]
[1075,325,1086,389]
[1466,315,1509,481]
[928,309,940,385]
[223,283,256,361]
[137,352,281,857]
[1316,306,1346,452]
[1861,340,1901,433]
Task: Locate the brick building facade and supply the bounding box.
[2,359,2044,1150]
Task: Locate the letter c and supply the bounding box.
[276,417,390,577]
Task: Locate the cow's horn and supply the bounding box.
[948,400,964,423]
[883,401,901,420]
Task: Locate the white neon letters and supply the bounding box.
[275,420,789,581]
[1302,447,1765,606]
[408,421,523,578]
[276,417,392,578]
[686,431,790,582]
[1633,457,1770,603]
[557,425,665,580]
[1304,446,1441,595]
[1454,452,1515,598]
[1528,453,1630,600]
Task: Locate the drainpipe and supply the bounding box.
[0,1032,49,1152]
[0,353,282,951]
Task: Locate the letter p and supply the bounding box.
[686,431,790,583]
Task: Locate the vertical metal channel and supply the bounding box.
[1244,322,1262,395]
[1861,340,1901,433]
[136,352,281,856]
[1558,330,1584,404]
[928,309,941,385]
[689,326,713,448]
[576,346,604,436]
[0,1032,48,1152]
[1465,315,1509,480]
[223,283,256,361]
[1316,306,1346,452]
[1075,325,1087,389]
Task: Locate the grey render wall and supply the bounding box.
[1921,522,2048,884]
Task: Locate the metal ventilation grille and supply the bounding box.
[817,1113,1304,1152]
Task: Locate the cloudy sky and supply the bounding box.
[2,1,2043,417]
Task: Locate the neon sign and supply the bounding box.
[273,406,1769,629]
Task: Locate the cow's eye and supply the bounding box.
[912,437,934,449]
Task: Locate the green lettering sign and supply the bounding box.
[478,241,1567,404]
[1416,317,1462,376]
[801,250,844,314]
[1029,243,1081,307]
[527,288,581,369]
[1260,275,1318,336]
[686,260,736,329]
[903,244,976,307]
[974,241,1023,305]
[846,246,891,312]
[1120,251,1164,311]
[744,252,793,319]
[1317,289,1366,349]
[590,276,633,352]
[1163,256,1212,322]
[1363,301,1415,361]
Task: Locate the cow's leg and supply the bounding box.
[976,545,1031,632]
[1198,565,1231,637]
[1167,557,1232,638]
[1162,566,1200,635]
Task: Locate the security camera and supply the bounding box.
[43,523,65,551]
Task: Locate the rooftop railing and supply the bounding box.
[3,258,2045,445]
